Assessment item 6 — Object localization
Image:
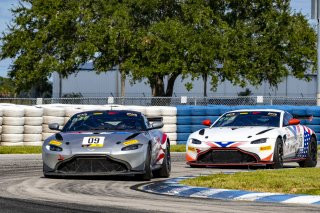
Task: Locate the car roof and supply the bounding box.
[227,109,284,113]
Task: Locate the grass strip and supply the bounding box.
[0,146,42,154]
[181,168,320,195]
[170,144,185,152]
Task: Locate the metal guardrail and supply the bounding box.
[0,96,317,106]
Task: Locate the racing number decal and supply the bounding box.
[82,137,105,147]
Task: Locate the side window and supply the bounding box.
[283,112,293,126]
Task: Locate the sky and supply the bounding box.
[0,0,313,77]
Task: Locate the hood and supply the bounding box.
[190,126,275,142]
[49,131,146,154]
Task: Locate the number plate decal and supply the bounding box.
[82,137,105,148]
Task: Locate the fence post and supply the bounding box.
[36,98,43,105]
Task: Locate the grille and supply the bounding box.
[57,156,128,174]
[197,149,257,164]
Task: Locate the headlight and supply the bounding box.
[190,138,202,144]
[251,138,268,144]
[121,144,143,151]
[46,145,63,152]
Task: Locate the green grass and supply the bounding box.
[170,144,185,152]
[0,146,42,154]
[181,168,320,195]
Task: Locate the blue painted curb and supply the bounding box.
[141,176,320,205]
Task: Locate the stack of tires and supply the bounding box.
[24,106,44,146]
[303,106,320,143]
[176,106,192,144]
[160,107,177,145]
[1,106,25,146]
[42,106,65,141]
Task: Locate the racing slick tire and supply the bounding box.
[299,136,318,168]
[153,143,171,178]
[137,144,153,181]
[270,138,284,169]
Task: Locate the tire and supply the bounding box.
[24,125,43,134]
[299,136,318,167]
[24,106,44,117]
[23,141,43,146]
[24,117,43,126]
[137,144,153,181]
[42,133,54,140]
[3,117,25,126]
[24,134,42,142]
[2,107,24,117]
[153,143,171,178]
[43,107,65,117]
[145,106,162,117]
[43,116,65,125]
[162,116,177,124]
[161,124,177,133]
[42,124,60,133]
[2,126,24,134]
[2,134,24,142]
[270,138,284,169]
[161,107,177,116]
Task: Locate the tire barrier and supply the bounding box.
[0,104,320,146]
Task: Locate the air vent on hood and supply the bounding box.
[125,132,141,140]
[256,128,274,135]
[199,129,205,135]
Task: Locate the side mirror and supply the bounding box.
[149,122,164,130]
[288,118,300,125]
[49,123,60,131]
[202,119,212,126]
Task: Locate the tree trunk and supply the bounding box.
[59,73,62,98]
[165,73,179,96]
[203,73,207,97]
[120,69,125,97]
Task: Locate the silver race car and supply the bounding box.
[42,110,171,180]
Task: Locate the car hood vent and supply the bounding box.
[256,128,274,135]
[199,129,205,135]
[125,132,141,140]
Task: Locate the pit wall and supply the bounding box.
[0,104,319,146]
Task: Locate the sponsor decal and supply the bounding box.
[240,112,248,114]
[82,136,105,147]
[49,140,62,146]
[123,139,139,146]
[93,112,103,115]
[127,113,138,117]
[267,112,277,117]
[188,146,196,152]
[260,145,271,151]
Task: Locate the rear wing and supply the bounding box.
[293,115,313,121]
[147,117,163,123]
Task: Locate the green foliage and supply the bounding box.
[0,77,16,97]
[0,0,316,96]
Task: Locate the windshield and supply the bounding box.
[63,111,146,132]
[213,111,280,127]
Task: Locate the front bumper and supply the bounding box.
[43,154,146,176]
[187,148,273,166]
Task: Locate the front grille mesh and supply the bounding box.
[197,149,257,164]
[57,156,128,173]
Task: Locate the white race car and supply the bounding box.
[186,109,317,168]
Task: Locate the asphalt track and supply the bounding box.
[0,153,319,213]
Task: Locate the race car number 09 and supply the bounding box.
[82,137,105,147]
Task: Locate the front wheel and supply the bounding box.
[270,138,283,169]
[299,136,317,168]
[153,143,171,178]
[136,144,153,181]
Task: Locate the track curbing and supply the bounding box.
[141,176,320,205]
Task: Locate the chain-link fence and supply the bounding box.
[0,96,313,106]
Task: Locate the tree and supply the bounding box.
[0,0,316,97]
